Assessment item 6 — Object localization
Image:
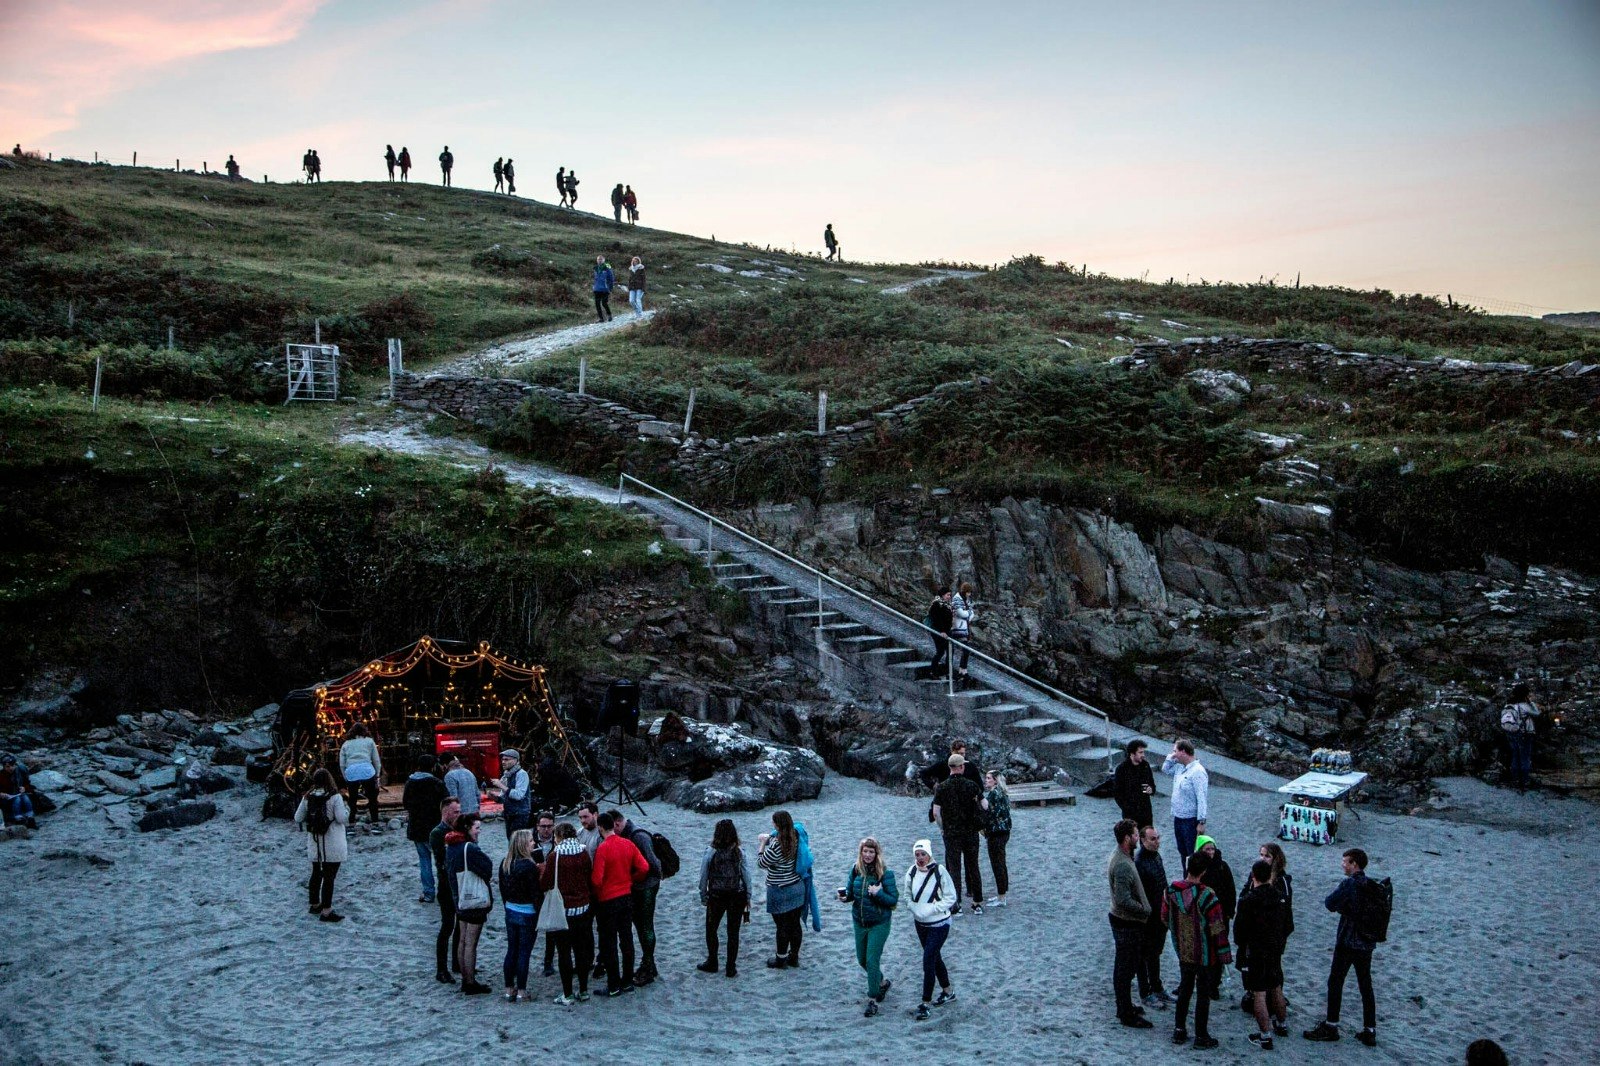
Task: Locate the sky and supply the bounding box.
[2,0,1598,312]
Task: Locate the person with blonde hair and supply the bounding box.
[499,828,541,1002]
[980,770,1011,907]
[626,256,647,316]
[842,837,898,1016]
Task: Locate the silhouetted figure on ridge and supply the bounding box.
[503,158,515,195]
[439,145,454,187]
[398,146,411,182]
[624,185,638,224]
[611,183,625,222]
[385,144,397,180]
[225,155,240,181]
[824,224,839,261]
[493,157,505,193]
[565,171,580,208]
[556,166,568,206]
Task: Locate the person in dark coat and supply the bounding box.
[384,144,396,180]
[493,157,504,193]
[438,145,454,187]
[931,754,984,914]
[397,146,411,181]
[402,755,448,903]
[1233,860,1290,1049]
[1114,739,1157,827]
[1134,824,1172,1009]
[503,158,515,194]
[556,166,568,206]
[926,588,954,676]
[1195,836,1237,921]
[611,182,625,222]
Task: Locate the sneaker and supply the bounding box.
[1120,1014,1155,1029]
[553,994,575,1006]
[308,905,321,914]
[1193,1036,1219,1050]
[1173,1030,1190,1046]
[864,1000,879,1018]
[971,904,984,916]
[576,991,591,1002]
[1357,1029,1377,1047]
[418,895,434,904]
[632,971,655,987]
[726,965,738,978]
[874,979,893,1003]
[766,956,789,970]
[915,1003,930,1021]
[435,971,454,984]
[934,989,956,1006]
[696,960,719,974]
[993,898,1007,908]
[462,982,490,996]
[1249,1033,1275,1050]
[1273,1023,1290,1038]
[1142,993,1168,1011]
[605,984,635,998]
[318,912,344,923]
[1303,1022,1340,1042]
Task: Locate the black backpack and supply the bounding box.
[652,832,681,879]
[707,846,743,894]
[303,790,333,836]
[1357,876,1393,944]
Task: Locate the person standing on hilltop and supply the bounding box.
[438,145,454,187]
[624,185,638,223]
[302,148,314,182]
[565,170,580,208]
[384,144,397,180]
[1162,740,1209,868]
[493,157,505,193]
[503,158,515,195]
[557,166,568,206]
[310,150,322,182]
[591,255,616,322]
[225,155,240,181]
[824,223,840,261]
[611,182,625,222]
[1115,739,1157,828]
[398,146,411,181]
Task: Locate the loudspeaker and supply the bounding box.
[597,679,640,737]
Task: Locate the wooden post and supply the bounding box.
[66,299,74,329]
[683,387,696,436]
[94,151,98,163]
[92,356,103,413]
[314,318,321,344]
[167,325,175,350]
[132,151,137,166]
[817,391,827,434]
[1295,272,1301,289]
[175,159,179,171]
[578,357,587,395]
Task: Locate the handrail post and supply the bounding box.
[947,638,955,697]
[707,516,714,571]
[816,575,824,629]
[616,472,624,505]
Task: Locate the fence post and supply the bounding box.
[167,325,175,350]
[578,357,586,396]
[92,356,103,413]
[683,387,696,436]
[706,516,714,570]
[616,472,624,505]
[66,299,74,330]
[817,574,824,631]
[314,318,321,345]
[175,159,179,171]
[132,151,137,166]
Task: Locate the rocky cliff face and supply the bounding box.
[735,495,1599,793]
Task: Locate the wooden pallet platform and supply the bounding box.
[1006,780,1077,807]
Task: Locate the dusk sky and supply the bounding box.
[3,0,1597,311]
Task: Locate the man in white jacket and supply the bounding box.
[339,723,383,827]
[1161,740,1209,868]
[905,840,958,1021]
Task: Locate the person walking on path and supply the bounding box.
[1303,848,1382,1046]
[1234,859,1291,1049]
[309,150,321,181]
[540,822,595,1004]
[438,145,454,187]
[697,818,751,978]
[302,148,314,182]
[445,812,495,995]
[225,154,240,181]
[757,809,820,969]
[843,836,898,1017]
[617,811,663,986]
[626,257,647,316]
[498,828,541,1002]
[1162,740,1209,868]
[488,748,531,839]
[503,158,515,195]
[824,223,840,261]
[931,753,984,914]
[556,166,568,206]
[442,755,479,815]
[430,797,462,983]
[591,255,616,322]
[293,768,349,923]
[397,146,411,182]
[979,770,1010,907]
[925,587,954,678]
[950,581,975,685]
[493,157,504,193]
[565,170,580,208]
[591,810,647,997]
[624,185,638,223]
[1135,825,1173,1011]
[1162,852,1232,1049]
[1501,682,1540,791]
[905,839,957,1021]
[338,723,382,828]
[384,144,396,180]
[402,755,447,903]
[611,183,625,222]
[1114,739,1157,828]
[1109,818,1154,1029]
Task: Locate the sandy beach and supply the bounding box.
[1,771,1592,1066]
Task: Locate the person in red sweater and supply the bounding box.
[540,822,596,1003]
[591,810,648,996]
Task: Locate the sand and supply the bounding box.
[1,771,1593,1065]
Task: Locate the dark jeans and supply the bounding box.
[593,291,611,320]
[705,891,746,967]
[436,894,460,975]
[308,861,339,910]
[3,793,34,824]
[928,633,949,672]
[985,831,1010,897]
[347,778,379,823]
[596,894,635,991]
[503,810,529,839]
[1173,816,1200,867]
[1508,733,1533,787]
[550,910,594,996]
[1174,961,1216,1038]
[774,905,805,961]
[915,921,951,1001]
[952,632,970,672]
[613,204,623,221]
[1111,916,1144,1018]
[943,832,983,906]
[1327,945,1376,1029]
[632,884,659,970]
[1136,921,1167,997]
[503,909,536,990]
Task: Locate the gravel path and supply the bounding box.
[424,310,656,378]
[880,270,982,295]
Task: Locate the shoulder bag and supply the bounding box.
[456,842,491,911]
[536,853,569,933]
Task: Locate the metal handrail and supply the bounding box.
[618,473,1115,771]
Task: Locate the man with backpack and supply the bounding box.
[616,811,668,986]
[402,756,447,903]
[1304,848,1387,1047]
[1501,682,1540,791]
[438,145,453,187]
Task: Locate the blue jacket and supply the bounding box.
[845,865,898,927]
[593,264,615,292]
[1326,872,1375,951]
[796,822,822,931]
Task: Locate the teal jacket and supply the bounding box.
[844,865,898,927]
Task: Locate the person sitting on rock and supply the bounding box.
[0,753,38,829]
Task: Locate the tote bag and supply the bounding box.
[456,843,491,911]
[536,853,569,933]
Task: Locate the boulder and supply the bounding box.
[1254,497,1332,532]
[93,770,146,797]
[1183,368,1252,406]
[30,770,72,791]
[137,799,217,833]
[661,744,826,813]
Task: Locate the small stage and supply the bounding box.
[1007,780,1077,807]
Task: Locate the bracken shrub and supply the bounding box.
[0,338,277,401]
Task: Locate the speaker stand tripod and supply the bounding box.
[597,726,648,817]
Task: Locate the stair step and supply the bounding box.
[1039,732,1092,747]
[817,622,867,634]
[859,647,916,664]
[717,573,765,585]
[767,597,816,608]
[742,585,792,595]
[971,703,1032,716]
[712,562,753,572]
[668,538,702,551]
[788,611,841,622]
[949,688,1002,703]
[1069,746,1119,761]
[835,634,888,647]
[1010,717,1062,732]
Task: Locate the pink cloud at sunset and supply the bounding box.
[0,0,327,143]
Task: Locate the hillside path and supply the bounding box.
[423,310,656,378]
[880,269,982,294]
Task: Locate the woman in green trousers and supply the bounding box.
[842,836,899,1016]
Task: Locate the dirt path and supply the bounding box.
[880,269,982,295]
[423,309,656,378]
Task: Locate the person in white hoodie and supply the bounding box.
[339,723,383,827]
[905,839,958,1021]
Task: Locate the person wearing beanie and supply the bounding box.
[931,753,985,915]
[905,840,957,1021]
